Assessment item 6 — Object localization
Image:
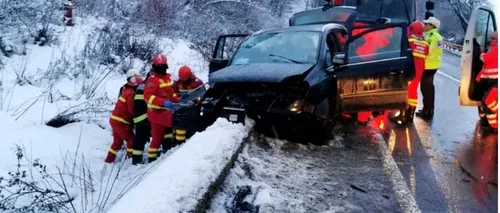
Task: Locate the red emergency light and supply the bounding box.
[332,0,344,6]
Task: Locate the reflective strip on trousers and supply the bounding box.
[134,94,144,100]
[132,149,143,155]
[175,129,187,134]
[133,114,147,123]
[164,133,173,139]
[148,148,158,158]
[111,115,130,125]
[127,148,132,153]
[108,148,117,155]
[175,129,186,141]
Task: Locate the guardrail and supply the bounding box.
[442,41,463,56]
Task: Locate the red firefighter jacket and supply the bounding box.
[477,43,498,80]
[110,86,135,125]
[409,36,430,73]
[173,77,204,96]
[144,72,180,127]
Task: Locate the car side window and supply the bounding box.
[325,29,347,67]
[347,27,402,64]
[474,9,496,50]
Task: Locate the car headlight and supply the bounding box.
[288,100,315,113]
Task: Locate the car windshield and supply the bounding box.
[230,31,321,65]
[344,0,414,24]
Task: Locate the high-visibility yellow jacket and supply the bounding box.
[424,29,443,70]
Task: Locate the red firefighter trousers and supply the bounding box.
[408,67,424,107]
[106,120,135,163]
[149,123,174,160]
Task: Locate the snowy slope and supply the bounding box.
[108,118,253,213]
[0,16,214,213]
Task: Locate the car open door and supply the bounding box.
[331,24,415,112]
[459,6,497,106]
[209,34,249,74]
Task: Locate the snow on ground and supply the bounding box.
[0,16,212,213]
[108,118,253,213]
[209,127,404,213]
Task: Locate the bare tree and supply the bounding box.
[445,0,492,32]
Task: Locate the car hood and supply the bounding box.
[209,63,315,83]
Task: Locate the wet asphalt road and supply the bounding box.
[383,52,498,213]
[210,53,497,213]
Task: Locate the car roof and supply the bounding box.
[253,23,345,35]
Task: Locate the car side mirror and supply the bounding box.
[209,58,229,74]
[332,53,346,65]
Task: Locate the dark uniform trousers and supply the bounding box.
[421,69,438,111]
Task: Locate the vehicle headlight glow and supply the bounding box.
[288,100,315,113]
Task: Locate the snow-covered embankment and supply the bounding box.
[108,118,254,213]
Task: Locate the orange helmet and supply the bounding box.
[409,21,425,37]
[152,53,168,65]
[178,65,193,81]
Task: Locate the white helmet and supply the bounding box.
[126,69,140,78]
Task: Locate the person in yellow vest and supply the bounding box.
[416,16,443,119]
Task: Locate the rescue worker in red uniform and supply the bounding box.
[172,65,204,144]
[105,69,144,163]
[476,32,498,130]
[391,21,430,124]
[143,53,180,162]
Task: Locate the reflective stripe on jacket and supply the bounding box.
[110,87,135,125]
[133,83,148,124]
[424,29,443,70]
[173,77,204,96]
[479,44,498,79]
[143,73,179,127]
[409,37,430,74]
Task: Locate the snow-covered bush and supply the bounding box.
[82,22,159,66]
[0,0,63,49]
[0,146,76,213]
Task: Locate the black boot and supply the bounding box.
[415,109,434,119]
[390,108,407,124]
[132,155,143,165]
[148,156,157,163]
[405,106,417,123]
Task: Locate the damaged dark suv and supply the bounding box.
[197,6,415,143]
